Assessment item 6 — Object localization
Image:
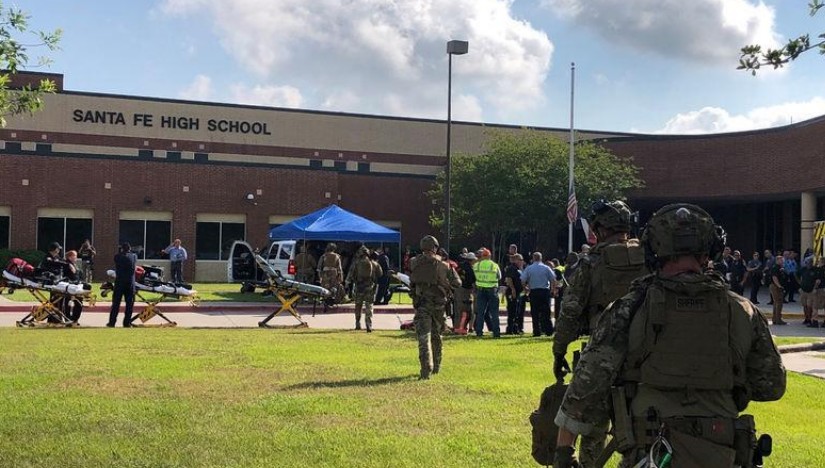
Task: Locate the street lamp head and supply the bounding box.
[447,40,469,55]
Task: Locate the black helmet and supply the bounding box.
[641,203,725,260]
[589,199,633,232]
[420,235,440,252]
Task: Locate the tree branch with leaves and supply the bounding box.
[0,1,61,126]
[739,0,825,75]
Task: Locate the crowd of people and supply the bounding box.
[711,246,825,327]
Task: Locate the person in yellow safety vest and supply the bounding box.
[473,248,501,338]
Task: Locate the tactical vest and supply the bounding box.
[588,240,647,326]
[354,257,373,283]
[322,252,338,268]
[624,280,742,392]
[410,255,439,286]
[474,259,498,288]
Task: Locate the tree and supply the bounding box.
[0,2,61,127]
[429,129,643,252]
[739,1,825,75]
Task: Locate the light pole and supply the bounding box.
[445,39,468,258]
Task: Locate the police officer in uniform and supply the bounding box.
[553,200,649,466]
[554,203,786,468]
[409,236,461,380]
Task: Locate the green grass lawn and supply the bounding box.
[0,329,819,468]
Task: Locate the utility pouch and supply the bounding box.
[668,428,736,468]
[733,415,756,468]
[610,386,636,452]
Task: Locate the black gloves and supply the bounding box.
[554,352,571,382]
[553,446,579,468]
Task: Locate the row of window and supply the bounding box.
[0,216,245,261]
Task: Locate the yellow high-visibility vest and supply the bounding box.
[474,259,499,288]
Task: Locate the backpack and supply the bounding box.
[587,241,647,330]
[355,257,373,283]
[5,258,34,278]
[529,381,568,466]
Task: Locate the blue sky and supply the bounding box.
[23,0,825,134]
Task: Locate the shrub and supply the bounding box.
[0,249,46,268]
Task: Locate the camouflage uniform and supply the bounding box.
[294,249,317,284]
[318,250,344,302]
[410,236,461,380]
[553,202,648,467]
[346,247,382,331]
[554,204,786,467]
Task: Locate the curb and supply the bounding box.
[778,341,825,354]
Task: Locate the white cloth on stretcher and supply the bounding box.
[105,270,196,297]
[2,270,92,296]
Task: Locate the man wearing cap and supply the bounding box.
[108,242,137,328]
[473,248,502,338]
[39,242,67,323]
[454,251,477,334]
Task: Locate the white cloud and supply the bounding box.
[178,74,213,101]
[159,0,552,120]
[541,0,780,64]
[656,97,825,134]
[230,84,303,108]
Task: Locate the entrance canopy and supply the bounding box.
[268,205,400,243]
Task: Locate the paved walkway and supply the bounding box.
[2,287,824,379]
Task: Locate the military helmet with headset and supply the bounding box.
[589,199,634,232]
[641,203,726,260]
[420,235,440,252]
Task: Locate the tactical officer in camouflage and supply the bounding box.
[409,235,461,380]
[552,200,649,467]
[554,203,785,468]
[345,245,382,332]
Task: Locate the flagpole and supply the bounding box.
[568,62,576,254]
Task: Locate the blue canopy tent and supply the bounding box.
[268,205,400,243]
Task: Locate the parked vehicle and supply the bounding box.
[227,240,297,290]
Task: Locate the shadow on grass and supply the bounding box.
[283,375,414,390]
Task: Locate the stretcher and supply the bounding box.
[2,269,95,327]
[250,254,330,328]
[101,269,199,327]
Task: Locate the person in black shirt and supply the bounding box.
[728,250,748,295]
[746,251,763,303]
[504,253,525,334]
[374,247,392,305]
[39,242,66,323]
[453,251,477,334]
[62,250,83,322]
[108,242,137,328]
[769,255,788,325]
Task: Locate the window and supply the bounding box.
[37,217,93,253]
[196,221,245,260]
[119,219,171,260]
[278,243,294,260]
[0,215,9,250]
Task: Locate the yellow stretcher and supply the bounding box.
[15,287,96,328]
[100,284,199,327]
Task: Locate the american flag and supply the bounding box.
[566,183,578,224]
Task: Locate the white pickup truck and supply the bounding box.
[227,240,297,291]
